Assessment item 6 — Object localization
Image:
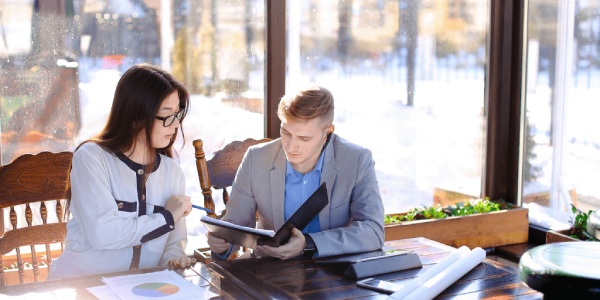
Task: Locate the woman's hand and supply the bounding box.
[164,195,192,222]
[207,232,232,254]
[168,256,197,269]
[255,228,305,260]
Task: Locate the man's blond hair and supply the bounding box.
[277,84,334,126]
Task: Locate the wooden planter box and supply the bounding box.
[545,229,580,243]
[384,207,529,249]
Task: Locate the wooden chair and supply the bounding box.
[193,138,271,218]
[0,151,72,286]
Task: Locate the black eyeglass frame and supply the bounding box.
[155,110,184,127]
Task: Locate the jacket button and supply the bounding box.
[118,202,124,208]
[137,169,144,175]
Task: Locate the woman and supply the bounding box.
[49,64,194,279]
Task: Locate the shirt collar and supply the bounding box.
[116,151,161,174]
[285,149,326,177]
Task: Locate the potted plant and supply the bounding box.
[546,205,599,243]
[384,198,529,249]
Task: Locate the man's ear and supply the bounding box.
[327,124,335,136]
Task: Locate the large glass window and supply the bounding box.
[522,0,600,213]
[287,0,489,213]
[3,0,594,240]
[1,0,265,250]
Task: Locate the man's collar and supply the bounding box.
[286,150,326,176]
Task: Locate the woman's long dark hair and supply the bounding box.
[65,64,190,219]
[93,63,190,158]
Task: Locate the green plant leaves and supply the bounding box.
[385,198,506,224]
[568,204,598,241]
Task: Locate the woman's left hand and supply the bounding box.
[168,256,197,269]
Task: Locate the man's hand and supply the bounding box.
[256,228,305,260]
[207,232,232,254]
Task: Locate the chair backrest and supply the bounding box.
[0,151,72,286]
[193,138,271,218]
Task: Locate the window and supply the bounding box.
[286,0,489,212]
[0,0,265,250]
[2,0,593,224]
[522,0,600,213]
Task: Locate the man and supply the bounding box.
[207,84,384,260]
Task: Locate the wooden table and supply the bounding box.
[0,237,543,299]
[206,237,543,299]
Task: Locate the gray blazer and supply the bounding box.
[222,134,385,257]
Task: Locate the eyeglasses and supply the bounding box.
[155,110,184,127]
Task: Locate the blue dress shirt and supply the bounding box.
[284,151,325,234]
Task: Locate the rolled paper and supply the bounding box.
[387,246,470,299]
[399,247,486,300]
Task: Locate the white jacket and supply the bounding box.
[49,143,187,279]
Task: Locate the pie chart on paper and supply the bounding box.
[131,282,180,297]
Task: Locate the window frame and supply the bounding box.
[484,0,526,204]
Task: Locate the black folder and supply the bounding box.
[201,182,329,248]
[315,249,423,278]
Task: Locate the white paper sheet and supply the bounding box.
[100,269,204,300]
[87,285,119,299]
[388,246,486,300]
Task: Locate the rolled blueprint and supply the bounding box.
[390,247,486,300]
[387,246,470,299]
